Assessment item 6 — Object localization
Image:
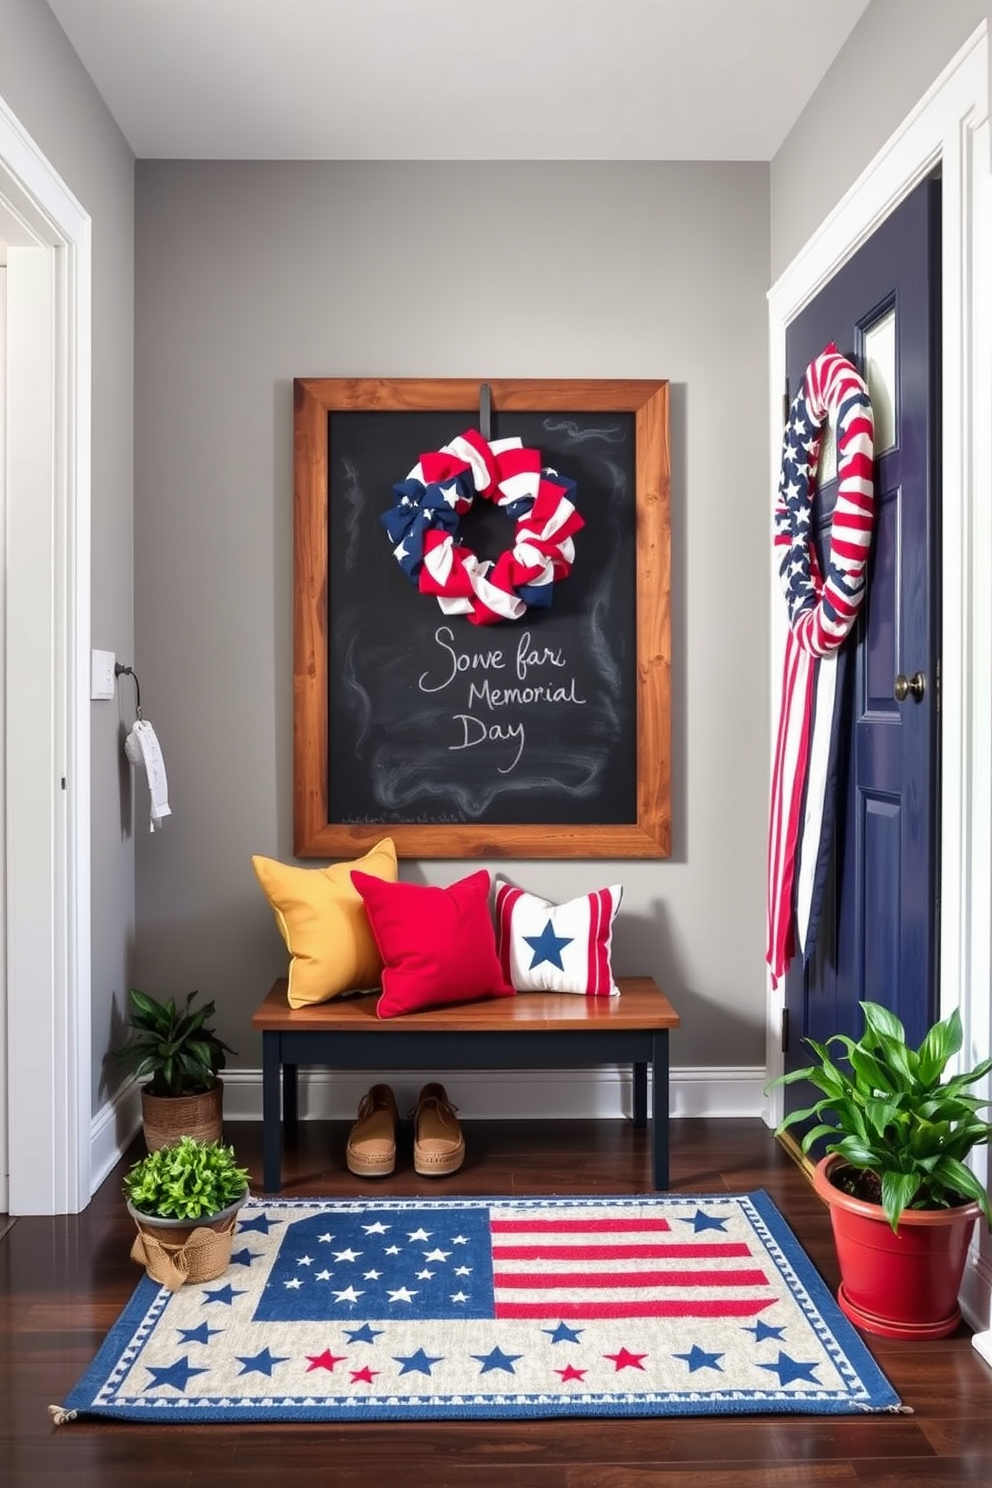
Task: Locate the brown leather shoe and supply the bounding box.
[412,1082,465,1176]
[346,1084,399,1177]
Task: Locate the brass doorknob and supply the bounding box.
[894,671,926,703]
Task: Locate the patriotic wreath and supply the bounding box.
[775,341,875,657]
[380,428,584,626]
[767,342,875,985]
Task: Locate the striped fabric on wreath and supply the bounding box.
[766,344,874,986]
[382,428,583,625]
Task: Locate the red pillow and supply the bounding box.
[350,868,515,1019]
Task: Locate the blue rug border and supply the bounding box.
[57,1190,905,1424]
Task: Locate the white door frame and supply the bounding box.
[0,92,91,1214]
[764,26,992,1315]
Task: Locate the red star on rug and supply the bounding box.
[604,1347,648,1372]
[555,1364,587,1382]
[305,1349,347,1373]
[350,1366,379,1385]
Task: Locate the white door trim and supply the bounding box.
[0,256,7,1216]
[0,92,91,1214]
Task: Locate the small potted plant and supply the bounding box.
[124,1135,250,1290]
[771,1000,992,1339]
[116,987,235,1151]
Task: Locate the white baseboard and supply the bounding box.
[961,1244,992,1335]
[216,1065,768,1123]
[89,1077,143,1194]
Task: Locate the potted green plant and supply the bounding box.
[124,1135,250,1290]
[771,1000,992,1339]
[116,987,235,1151]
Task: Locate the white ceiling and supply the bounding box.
[45,0,872,161]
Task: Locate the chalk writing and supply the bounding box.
[416,625,587,774]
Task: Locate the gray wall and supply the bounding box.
[133,160,771,1072]
[0,0,135,1108]
[771,0,989,277]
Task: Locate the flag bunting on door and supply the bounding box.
[767,343,875,986]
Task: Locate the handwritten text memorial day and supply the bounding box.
[418,624,586,773]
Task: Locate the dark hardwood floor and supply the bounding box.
[3,1116,992,1487]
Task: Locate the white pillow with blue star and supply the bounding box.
[493,876,622,995]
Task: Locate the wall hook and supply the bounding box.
[115,662,142,719]
[479,382,492,442]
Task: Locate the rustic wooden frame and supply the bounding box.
[293,377,671,859]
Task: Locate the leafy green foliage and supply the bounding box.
[123,1135,249,1220]
[116,988,234,1097]
[769,1001,992,1230]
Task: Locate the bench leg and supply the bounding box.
[651,1031,670,1191]
[261,1032,282,1193]
[633,1061,647,1127]
[283,1063,299,1133]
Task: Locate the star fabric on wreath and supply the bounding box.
[380,427,584,625]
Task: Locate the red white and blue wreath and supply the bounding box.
[766,342,875,985]
[380,428,584,626]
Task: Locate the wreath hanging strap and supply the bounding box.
[381,427,584,626]
[767,342,875,985]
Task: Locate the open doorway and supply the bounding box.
[0,92,92,1215]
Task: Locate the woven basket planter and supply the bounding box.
[127,1190,248,1290]
[141,1080,224,1152]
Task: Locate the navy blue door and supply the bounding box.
[783,176,941,1099]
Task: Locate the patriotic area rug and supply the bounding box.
[55,1192,902,1424]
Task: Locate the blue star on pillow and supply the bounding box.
[523,919,573,970]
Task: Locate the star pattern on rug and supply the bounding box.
[605,1348,648,1372]
[757,1351,821,1387]
[394,1348,443,1377]
[238,1214,282,1235]
[201,1284,244,1307]
[681,1209,729,1233]
[744,1320,786,1343]
[176,1322,222,1346]
[230,1247,261,1267]
[473,1346,522,1375]
[674,1345,724,1374]
[236,1346,289,1378]
[544,1322,584,1344]
[344,1323,383,1344]
[306,1349,347,1373]
[144,1356,209,1393]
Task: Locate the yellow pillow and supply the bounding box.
[251,838,398,1007]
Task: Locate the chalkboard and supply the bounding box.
[293,379,670,859]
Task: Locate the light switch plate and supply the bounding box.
[91,648,116,700]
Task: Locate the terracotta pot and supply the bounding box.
[127,1190,247,1289]
[140,1080,224,1152]
[812,1153,980,1340]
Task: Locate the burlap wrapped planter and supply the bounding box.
[140,1080,224,1152]
[127,1190,247,1291]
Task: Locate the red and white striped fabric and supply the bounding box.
[488,1210,776,1320]
[382,428,584,626]
[494,875,622,996]
[766,345,874,986]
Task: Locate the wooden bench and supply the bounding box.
[252,975,680,1192]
